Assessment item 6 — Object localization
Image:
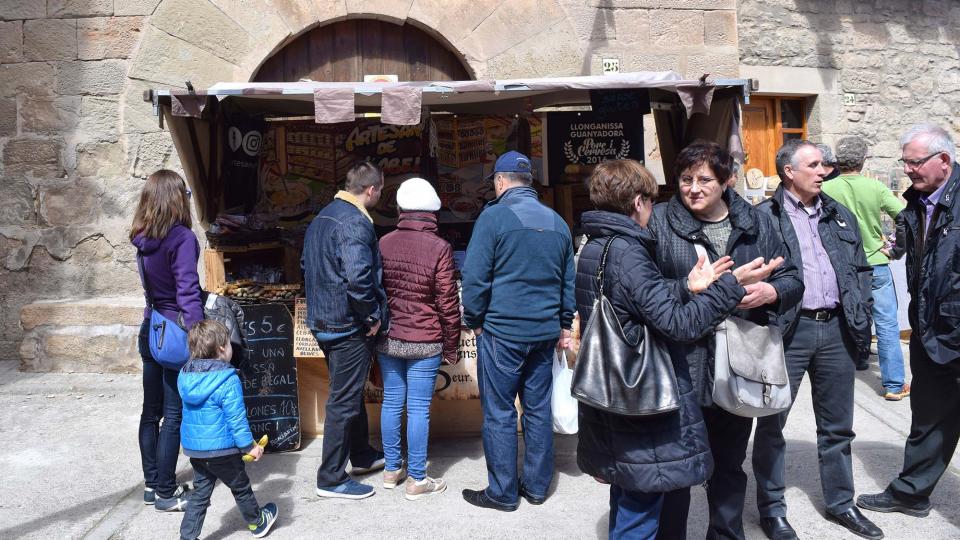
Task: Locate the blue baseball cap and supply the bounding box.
[487,151,532,179]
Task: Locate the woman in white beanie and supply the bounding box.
[376,177,461,500]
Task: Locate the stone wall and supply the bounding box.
[0,0,738,370]
[738,0,960,177]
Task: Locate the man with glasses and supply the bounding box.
[822,136,909,400]
[858,124,960,519]
[754,139,881,539]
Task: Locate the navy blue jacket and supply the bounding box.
[461,186,575,342]
[757,186,873,354]
[899,164,960,364]
[178,359,255,458]
[575,211,745,492]
[302,198,388,334]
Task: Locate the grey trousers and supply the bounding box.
[752,315,858,516]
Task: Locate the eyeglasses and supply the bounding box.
[679,175,717,188]
[897,152,942,170]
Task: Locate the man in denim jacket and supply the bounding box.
[302,161,389,500]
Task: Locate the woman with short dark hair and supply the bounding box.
[130,169,202,512]
[648,142,803,540]
[576,159,750,539]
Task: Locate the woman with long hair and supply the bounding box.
[130,169,203,512]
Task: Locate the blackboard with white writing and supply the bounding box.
[239,304,301,452]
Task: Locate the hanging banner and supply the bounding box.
[546,110,644,186]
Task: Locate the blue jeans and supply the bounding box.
[610,485,664,540]
[872,265,906,392]
[138,318,183,498]
[476,331,555,506]
[180,454,260,540]
[378,353,441,480]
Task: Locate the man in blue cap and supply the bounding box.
[461,151,576,511]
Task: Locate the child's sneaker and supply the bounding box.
[249,502,278,538]
[315,479,375,499]
[383,465,407,489]
[403,476,447,501]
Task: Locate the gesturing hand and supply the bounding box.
[736,282,779,309]
[687,255,733,294]
[732,256,784,286]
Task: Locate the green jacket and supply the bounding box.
[822,173,904,265]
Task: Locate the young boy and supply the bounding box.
[178,320,278,539]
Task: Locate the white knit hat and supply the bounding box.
[396,177,441,212]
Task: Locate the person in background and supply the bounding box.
[649,141,801,540]
[822,135,909,400]
[130,169,202,512]
[376,178,461,501]
[817,143,842,181]
[858,123,960,520]
[754,139,881,540]
[302,161,389,500]
[460,151,575,511]
[178,320,278,540]
[575,159,749,539]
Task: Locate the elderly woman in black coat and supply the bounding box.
[648,141,803,540]
[576,159,762,539]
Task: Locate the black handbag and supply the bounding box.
[571,236,680,416]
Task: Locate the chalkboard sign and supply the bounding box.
[589,88,651,116]
[239,304,301,452]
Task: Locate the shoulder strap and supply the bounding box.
[595,235,621,297]
[136,253,154,308]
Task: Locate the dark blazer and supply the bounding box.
[756,186,874,353]
[900,164,960,364]
[647,188,804,406]
[574,210,745,493]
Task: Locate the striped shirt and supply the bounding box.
[783,190,840,310]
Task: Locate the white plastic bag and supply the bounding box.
[552,349,579,434]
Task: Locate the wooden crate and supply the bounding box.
[296,356,485,438]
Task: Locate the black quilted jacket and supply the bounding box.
[574,210,745,493]
[646,188,804,407]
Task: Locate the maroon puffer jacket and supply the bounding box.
[379,212,461,364]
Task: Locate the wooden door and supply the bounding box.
[742,98,776,176]
[254,20,471,82]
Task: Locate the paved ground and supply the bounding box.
[2,343,959,540]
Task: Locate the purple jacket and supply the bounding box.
[132,224,203,329]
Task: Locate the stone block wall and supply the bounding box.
[738,0,960,176]
[1,0,738,371]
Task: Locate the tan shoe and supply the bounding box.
[404,476,447,501]
[383,466,407,489]
[884,383,911,401]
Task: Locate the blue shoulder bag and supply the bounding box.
[138,254,191,370]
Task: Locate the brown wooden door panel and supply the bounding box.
[742,98,775,177]
[254,20,470,83]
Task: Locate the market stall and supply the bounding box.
[145,72,755,444]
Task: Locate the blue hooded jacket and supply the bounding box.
[178,359,255,457]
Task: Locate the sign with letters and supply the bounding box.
[546,110,644,185]
[239,304,301,452]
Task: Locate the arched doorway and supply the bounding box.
[253,19,472,83]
